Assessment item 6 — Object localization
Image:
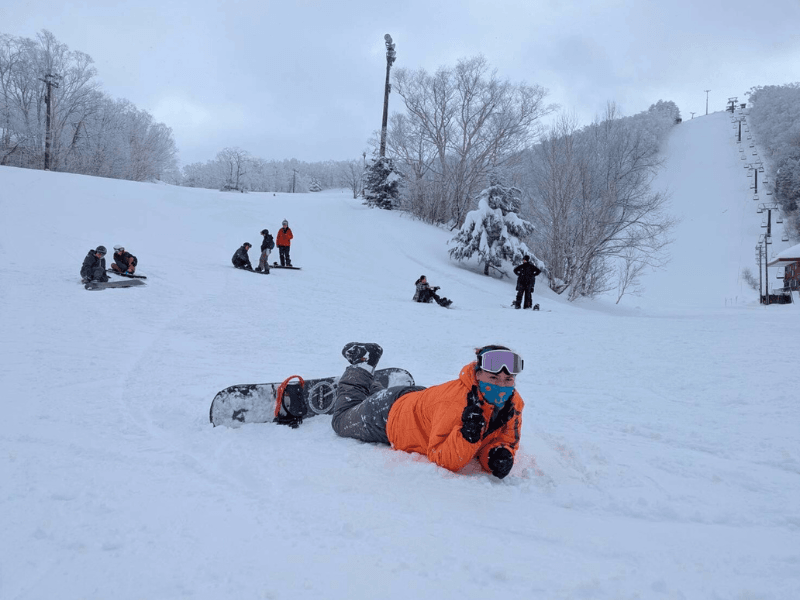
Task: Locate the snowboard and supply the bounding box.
[272,262,301,270]
[107,270,147,279]
[233,266,270,275]
[210,367,415,428]
[85,279,146,291]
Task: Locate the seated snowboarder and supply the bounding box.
[512,255,542,309]
[232,242,254,270]
[330,343,525,479]
[80,246,109,283]
[110,245,138,275]
[256,229,274,273]
[413,275,452,307]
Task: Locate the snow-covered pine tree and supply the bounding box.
[449,175,537,276]
[362,157,401,209]
[309,178,322,192]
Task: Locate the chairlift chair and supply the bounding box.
[783,233,790,242]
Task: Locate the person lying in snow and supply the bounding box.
[331,343,524,479]
[412,275,452,307]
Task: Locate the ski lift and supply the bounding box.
[757,207,764,214]
[776,215,784,224]
[766,191,773,196]
[753,194,759,201]
[740,155,746,160]
[783,232,790,242]
[776,271,784,279]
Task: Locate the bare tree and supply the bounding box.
[391,55,554,226]
[338,158,365,198]
[217,147,250,191]
[526,106,676,300]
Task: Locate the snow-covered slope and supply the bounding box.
[1,113,798,600]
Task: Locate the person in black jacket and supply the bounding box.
[110,245,138,275]
[512,256,542,309]
[80,246,109,283]
[232,243,254,270]
[256,229,274,273]
[413,275,452,308]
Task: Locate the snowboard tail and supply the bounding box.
[210,367,415,427]
[272,262,301,270]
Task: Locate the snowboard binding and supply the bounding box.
[273,375,308,428]
[533,304,540,311]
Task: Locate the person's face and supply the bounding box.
[95,252,105,258]
[476,368,516,388]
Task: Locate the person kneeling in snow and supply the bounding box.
[232,242,254,270]
[413,275,452,308]
[331,343,524,479]
[80,246,109,283]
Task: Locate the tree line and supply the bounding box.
[746,83,800,241]
[0,30,178,182]
[180,147,365,196]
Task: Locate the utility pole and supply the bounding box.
[690,112,695,119]
[292,169,297,193]
[704,90,711,115]
[39,73,61,171]
[756,243,763,301]
[379,34,397,158]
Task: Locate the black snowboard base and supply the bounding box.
[85,279,146,290]
[233,266,270,275]
[107,269,147,279]
[210,367,415,427]
[272,262,301,270]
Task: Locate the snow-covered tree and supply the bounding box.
[308,178,322,192]
[362,156,401,209]
[449,175,536,276]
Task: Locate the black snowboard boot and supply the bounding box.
[342,342,383,368]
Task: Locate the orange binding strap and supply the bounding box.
[274,375,305,417]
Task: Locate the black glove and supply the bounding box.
[487,446,514,479]
[460,386,485,443]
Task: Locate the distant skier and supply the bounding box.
[413,275,452,308]
[512,256,541,309]
[232,242,254,270]
[331,342,525,479]
[276,220,293,267]
[110,245,138,275]
[80,246,109,283]
[256,229,274,273]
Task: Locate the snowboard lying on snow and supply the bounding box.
[107,269,147,279]
[272,262,301,270]
[233,266,269,275]
[85,279,146,291]
[210,367,415,427]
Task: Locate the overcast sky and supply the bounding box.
[3,0,798,167]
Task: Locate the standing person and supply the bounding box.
[256,229,274,273]
[413,275,452,308]
[512,256,542,309]
[80,246,109,283]
[276,220,293,267]
[110,245,138,275]
[231,242,254,270]
[330,343,524,479]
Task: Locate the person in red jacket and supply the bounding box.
[276,219,293,266]
[331,342,524,479]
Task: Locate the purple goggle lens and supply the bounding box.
[479,350,523,374]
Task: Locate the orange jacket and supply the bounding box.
[386,363,524,474]
[276,227,293,247]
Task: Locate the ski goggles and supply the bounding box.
[477,350,523,375]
